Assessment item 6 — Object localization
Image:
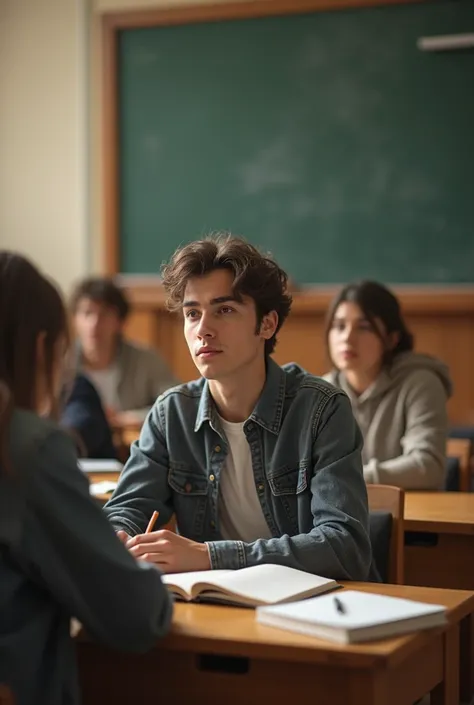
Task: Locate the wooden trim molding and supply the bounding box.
[103,0,427,30]
[102,14,119,274]
[120,278,474,423]
[120,278,474,316]
[101,0,429,276]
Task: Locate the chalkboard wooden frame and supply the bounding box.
[101,0,429,274]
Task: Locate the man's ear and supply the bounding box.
[260,311,278,340]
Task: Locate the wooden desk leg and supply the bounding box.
[460,613,474,703]
[431,624,460,705]
[348,669,388,705]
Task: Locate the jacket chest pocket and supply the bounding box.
[268,464,308,496]
[168,461,209,496]
[168,462,209,537]
[267,463,309,534]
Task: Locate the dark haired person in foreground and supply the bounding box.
[105,234,372,579]
[324,280,452,490]
[0,252,172,705]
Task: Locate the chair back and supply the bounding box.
[446,438,472,492]
[445,455,460,492]
[367,484,405,584]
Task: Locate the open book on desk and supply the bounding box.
[257,590,447,643]
[162,564,338,607]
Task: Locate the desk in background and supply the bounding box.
[118,426,141,449]
[85,469,121,505]
[111,412,143,459]
[77,582,474,705]
[405,492,474,591]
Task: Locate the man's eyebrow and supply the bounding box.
[182,295,240,308]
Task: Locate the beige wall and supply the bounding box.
[0,0,88,293]
[0,0,251,297]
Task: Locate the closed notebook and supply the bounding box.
[256,590,447,643]
[162,564,338,607]
[79,459,123,473]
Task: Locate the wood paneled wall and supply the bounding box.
[122,280,474,424]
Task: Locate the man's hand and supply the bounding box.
[125,530,211,573]
[116,530,130,545]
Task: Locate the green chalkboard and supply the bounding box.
[118,1,474,284]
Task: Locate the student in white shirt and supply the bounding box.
[70,277,177,418]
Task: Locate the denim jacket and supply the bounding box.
[105,359,372,580]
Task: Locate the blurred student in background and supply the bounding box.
[324,280,452,490]
[61,373,118,459]
[0,252,172,705]
[71,277,177,421]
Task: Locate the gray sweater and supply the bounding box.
[0,409,172,705]
[324,352,452,490]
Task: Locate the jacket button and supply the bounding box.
[185,482,192,493]
[258,483,264,492]
[210,520,216,529]
[209,474,215,482]
[247,422,254,431]
[214,445,221,453]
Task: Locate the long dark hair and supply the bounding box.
[0,252,69,475]
[325,280,414,367]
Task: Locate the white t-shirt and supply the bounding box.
[86,365,120,412]
[218,415,272,543]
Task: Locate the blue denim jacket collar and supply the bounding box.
[194,381,215,432]
[194,357,286,435]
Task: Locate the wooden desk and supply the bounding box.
[87,471,121,485]
[86,471,121,505]
[349,582,474,704]
[77,583,474,705]
[405,492,474,591]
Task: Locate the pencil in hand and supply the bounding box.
[145,510,160,534]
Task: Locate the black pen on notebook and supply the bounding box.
[334,596,346,615]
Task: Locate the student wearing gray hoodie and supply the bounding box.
[0,252,172,705]
[324,281,452,491]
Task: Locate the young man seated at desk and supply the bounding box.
[105,235,372,580]
[71,276,177,423]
